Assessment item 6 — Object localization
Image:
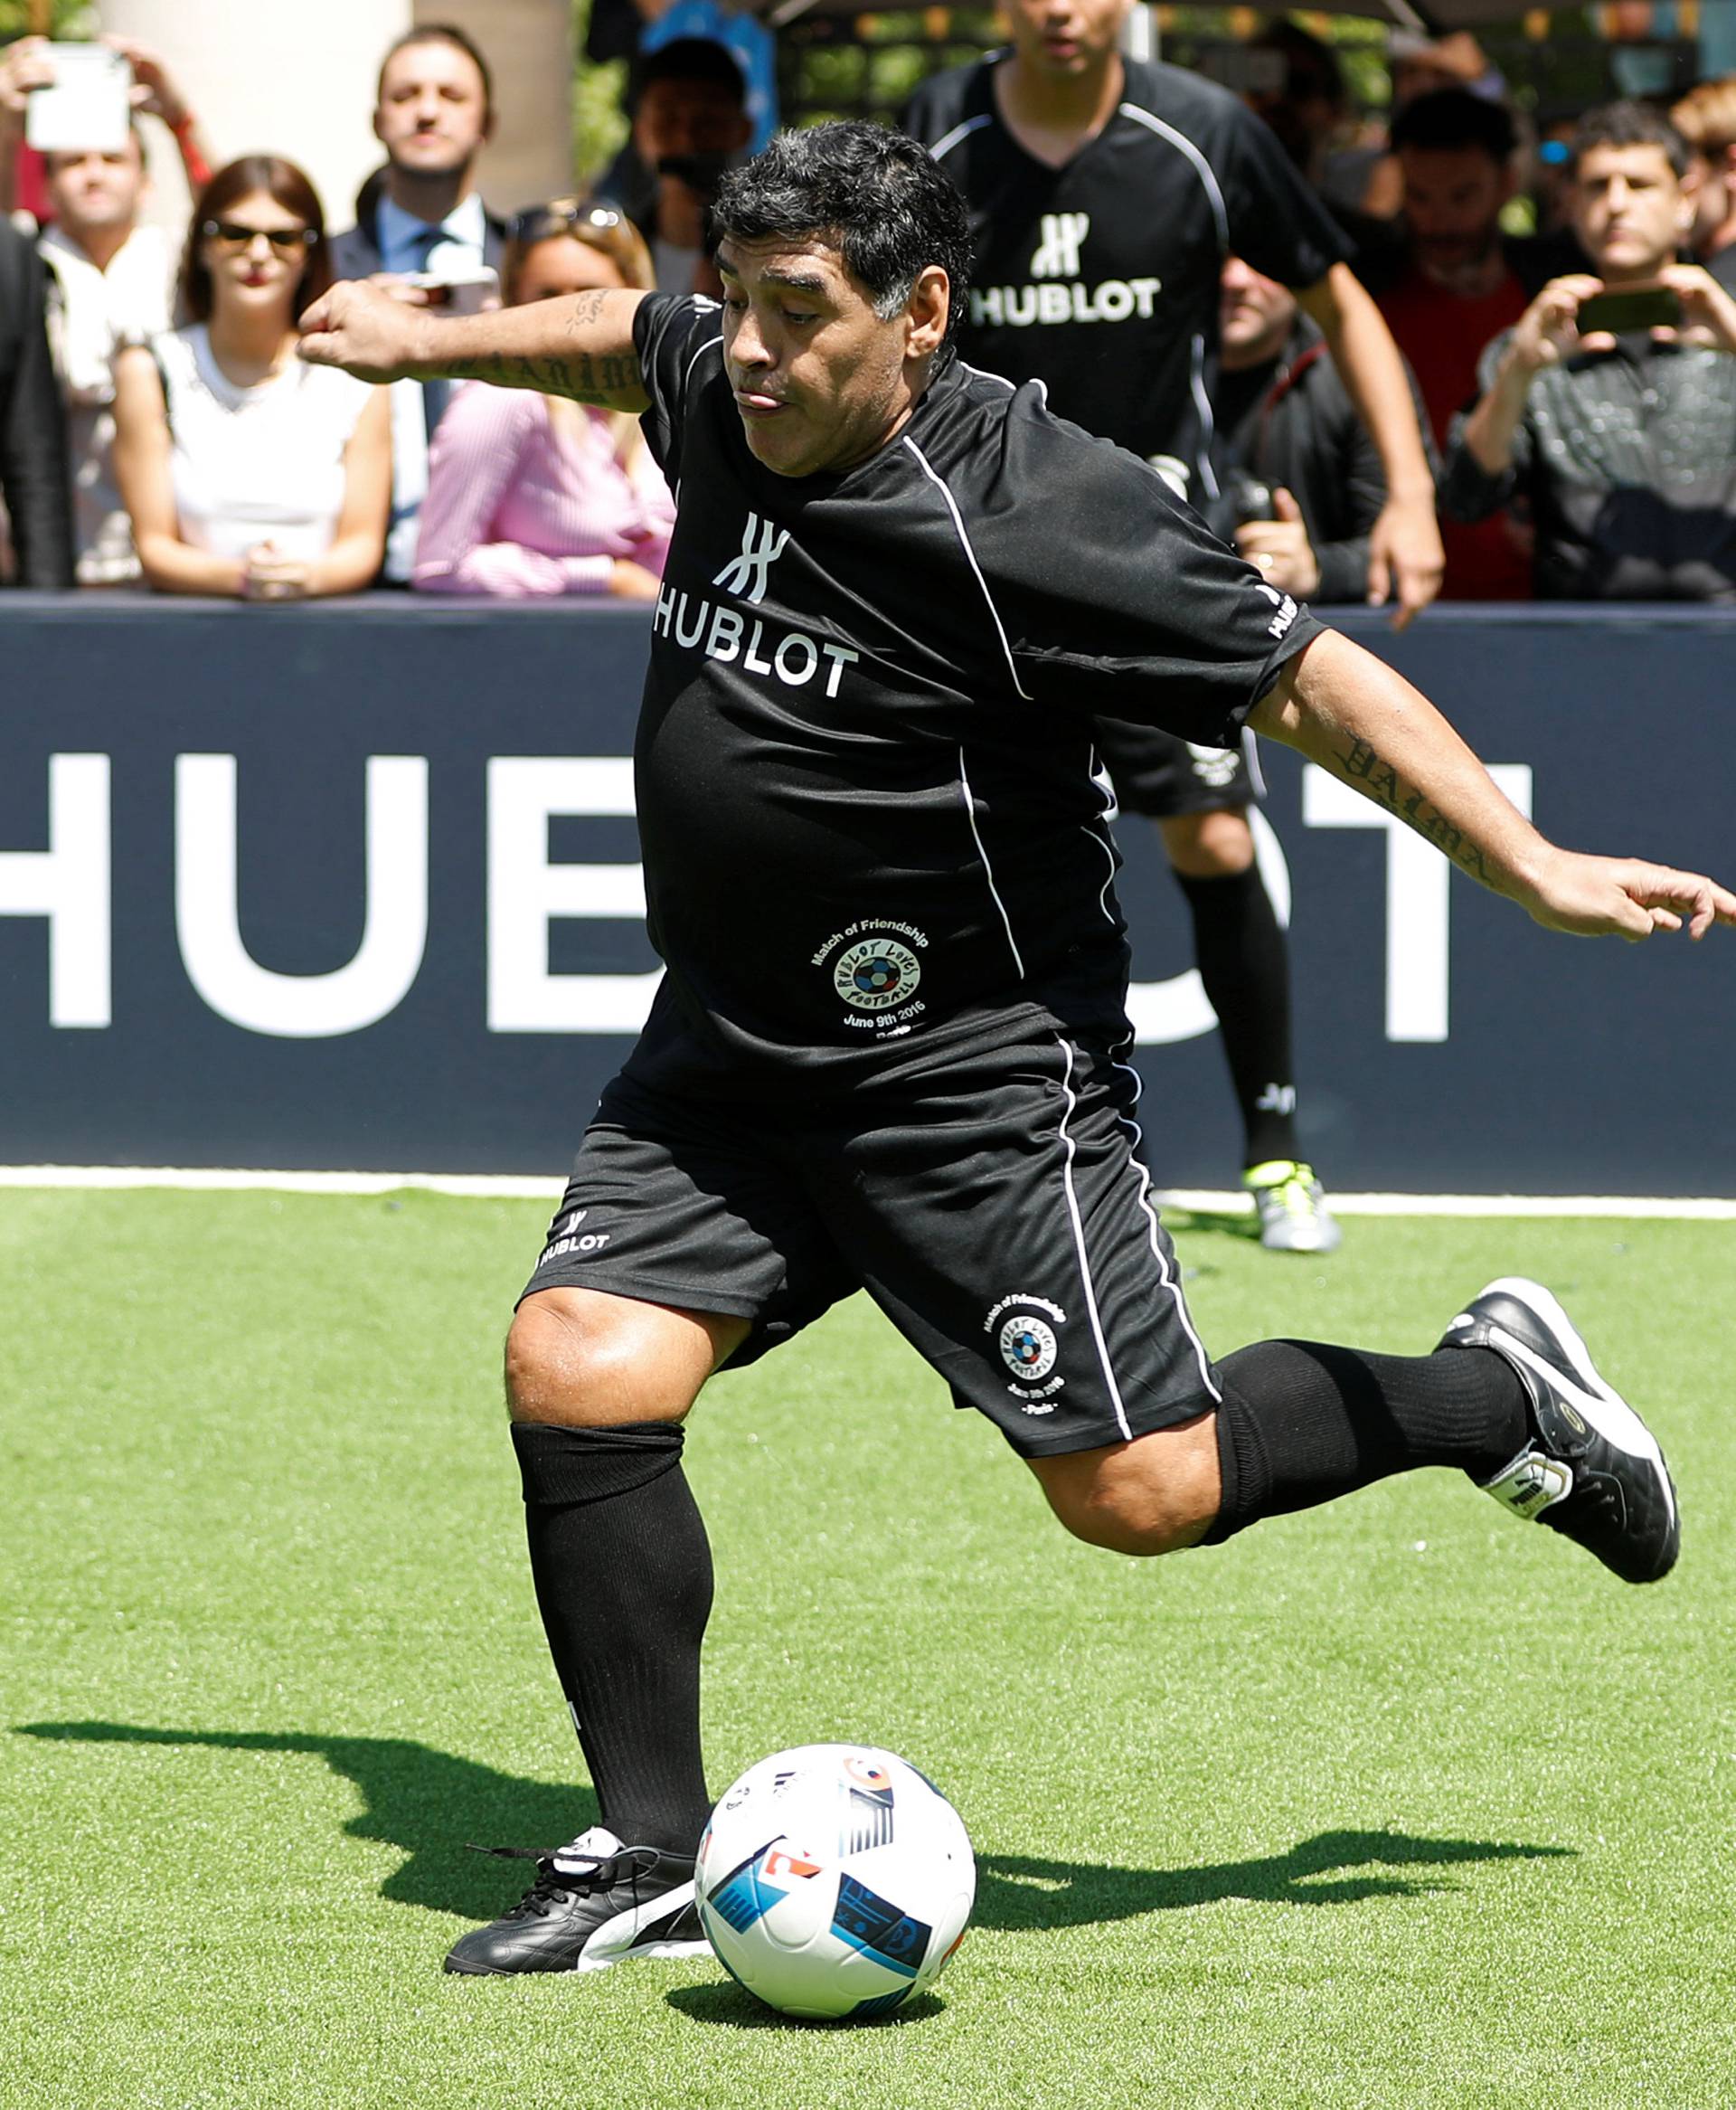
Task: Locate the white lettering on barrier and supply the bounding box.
[0,752,111,1027]
[1301,762,1533,1043]
[486,757,661,1033]
[175,754,429,1038]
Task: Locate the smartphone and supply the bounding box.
[403,266,500,317]
[24,43,131,155]
[1577,288,1682,336]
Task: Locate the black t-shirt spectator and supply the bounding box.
[1214,317,1420,601]
[903,55,1350,510]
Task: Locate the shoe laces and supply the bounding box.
[465,1840,664,1921]
[1249,1159,1321,1214]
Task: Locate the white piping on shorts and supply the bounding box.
[1054,1036,1134,1443]
[1109,1052,1223,1405]
[958,745,1025,979]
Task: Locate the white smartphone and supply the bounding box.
[403,266,501,317]
[24,43,132,156]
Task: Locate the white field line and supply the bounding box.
[0,1166,1732,1218]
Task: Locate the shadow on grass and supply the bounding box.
[17,1722,1571,1933]
[1159,1204,1260,1245]
[666,1983,947,2031]
[15,1719,599,1922]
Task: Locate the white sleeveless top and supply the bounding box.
[155,325,375,562]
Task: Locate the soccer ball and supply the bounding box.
[696,1744,976,2021]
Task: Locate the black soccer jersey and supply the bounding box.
[903,55,1351,508]
[626,293,1325,1079]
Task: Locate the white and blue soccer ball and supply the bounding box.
[695,1744,975,2020]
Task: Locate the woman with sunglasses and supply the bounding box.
[410,198,673,600]
[112,156,390,600]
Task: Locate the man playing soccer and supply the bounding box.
[904,0,1448,1248]
[300,124,1732,1980]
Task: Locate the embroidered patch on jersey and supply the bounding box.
[810,920,931,1036]
[834,938,921,1012]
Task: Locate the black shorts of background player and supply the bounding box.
[301,120,1732,1982]
[903,0,1443,1248]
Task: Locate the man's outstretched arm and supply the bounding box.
[297,280,650,411]
[1251,629,1736,942]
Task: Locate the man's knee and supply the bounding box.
[1157,806,1255,878]
[504,1288,744,1429]
[1029,1410,1222,1556]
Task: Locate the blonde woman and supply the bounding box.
[411,198,674,599]
[113,155,390,599]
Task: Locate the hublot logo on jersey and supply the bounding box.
[969,275,1163,330]
[711,510,789,605]
[653,584,860,697]
[1030,211,1090,280]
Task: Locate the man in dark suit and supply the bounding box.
[328,23,505,580]
[0,215,74,588]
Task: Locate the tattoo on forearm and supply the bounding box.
[1336,734,1493,885]
[449,349,641,402]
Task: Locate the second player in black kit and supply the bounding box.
[905,22,1371,1246]
[298,121,1721,1984]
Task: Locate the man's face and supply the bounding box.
[45,140,144,243]
[1572,143,1692,278]
[374,40,491,182]
[1003,0,1132,80]
[1220,255,1297,355]
[634,78,750,173]
[1399,145,1508,272]
[717,234,942,478]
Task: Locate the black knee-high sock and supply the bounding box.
[1205,1341,1530,1541]
[511,1420,713,1855]
[1174,865,1298,1167]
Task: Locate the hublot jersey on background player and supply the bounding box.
[300,123,1731,1980]
[904,0,1444,1250]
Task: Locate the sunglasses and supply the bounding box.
[202,220,319,253]
[508,201,624,244]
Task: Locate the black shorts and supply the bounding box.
[522,1032,1223,1459]
[1092,717,1262,819]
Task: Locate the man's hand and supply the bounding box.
[1652,262,1736,355]
[0,36,52,124]
[1365,488,1443,632]
[102,35,190,128]
[1507,274,1608,376]
[298,281,433,384]
[1235,487,1320,599]
[1518,848,1736,941]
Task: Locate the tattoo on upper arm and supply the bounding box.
[1335,733,1493,885]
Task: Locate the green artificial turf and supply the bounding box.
[2,1188,1731,2108]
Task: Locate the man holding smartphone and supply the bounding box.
[1444,101,1736,601]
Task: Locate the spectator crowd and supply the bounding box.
[6,14,1736,607]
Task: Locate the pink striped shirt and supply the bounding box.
[411,382,675,598]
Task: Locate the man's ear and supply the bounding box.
[905,263,950,358]
[372,106,386,148]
